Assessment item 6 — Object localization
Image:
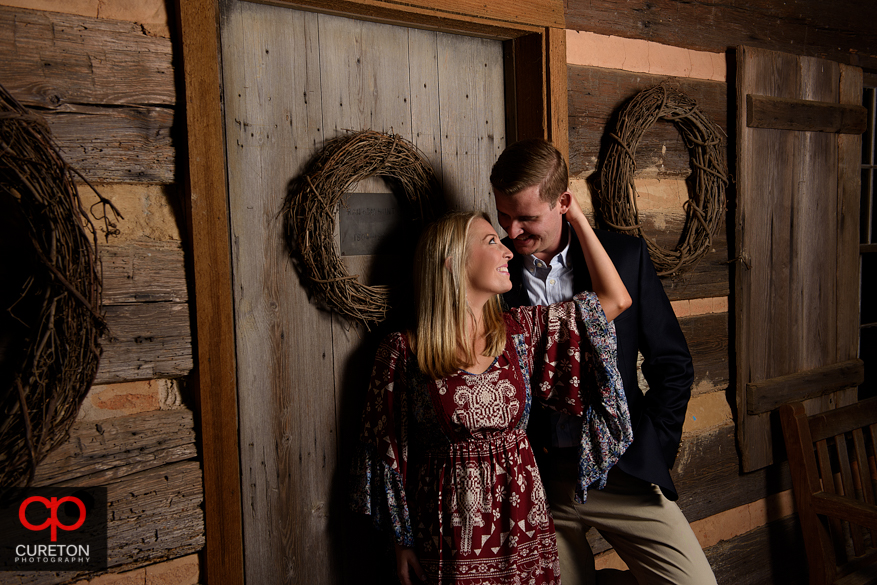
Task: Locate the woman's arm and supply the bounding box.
[564,193,631,321]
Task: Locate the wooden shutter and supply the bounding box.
[735,45,865,471]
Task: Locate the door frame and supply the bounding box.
[174,1,567,582]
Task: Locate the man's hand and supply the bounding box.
[394,542,426,585]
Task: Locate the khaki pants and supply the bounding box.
[542,450,717,585]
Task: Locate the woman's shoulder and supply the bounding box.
[503,306,532,334]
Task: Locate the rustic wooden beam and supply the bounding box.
[100,241,188,304]
[176,0,245,583]
[564,0,877,73]
[96,302,193,384]
[0,6,177,184]
[14,462,204,585]
[703,514,807,585]
[105,461,204,569]
[678,312,730,392]
[746,94,867,134]
[33,410,198,487]
[746,359,865,415]
[0,6,176,109]
[671,423,792,524]
[254,0,561,37]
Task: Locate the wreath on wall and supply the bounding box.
[0,84,119,498]
[284,130,442,327]
[595,84,728,276]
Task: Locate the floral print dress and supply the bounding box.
[350,292,632,584]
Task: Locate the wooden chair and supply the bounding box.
[780,398,877,585]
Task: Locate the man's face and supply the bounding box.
[493,184,570,262]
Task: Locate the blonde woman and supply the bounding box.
[350,195,632,585]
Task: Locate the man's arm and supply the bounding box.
[635,239,694,468]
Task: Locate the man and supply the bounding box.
[490,138,716,585]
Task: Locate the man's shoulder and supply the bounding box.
[593,228,644,252]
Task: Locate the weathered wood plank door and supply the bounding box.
[735,45,864,471]
[219,2,505,581]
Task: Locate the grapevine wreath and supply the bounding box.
[596,84,728,276]
[284,130,442,326]
[0,83,119,497]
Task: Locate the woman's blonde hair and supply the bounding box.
[412,210,506,379]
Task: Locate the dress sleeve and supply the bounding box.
[348,333,414,547]
[516,291,634,503]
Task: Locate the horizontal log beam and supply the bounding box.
[100,241,188,304]
[746,359,865,415]
[12,462,204,585]
[746,94,867,134]
[0,6,176,109]
[265,0,561,37]
[34,409,197,487]
[678,312,730,392]
[96,302,193,383]
[564,0,877,74]
[568,65,728,178]
[704,514,807,585]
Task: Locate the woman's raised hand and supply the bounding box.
[563,190,631,321]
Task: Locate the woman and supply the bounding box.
[350,195,632,585]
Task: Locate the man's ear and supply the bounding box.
[557,190,573,214]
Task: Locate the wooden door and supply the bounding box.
[220,2,505,581]
[735,45,865,471]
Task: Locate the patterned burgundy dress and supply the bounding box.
[350,292,632,584]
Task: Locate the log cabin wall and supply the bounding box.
[0,0,874,584]
[0,1,202,584]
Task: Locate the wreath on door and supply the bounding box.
[284,130,442,327]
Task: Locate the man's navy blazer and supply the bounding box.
[502,229,693,500]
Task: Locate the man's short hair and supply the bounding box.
[489,138,568,206]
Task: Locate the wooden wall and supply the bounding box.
[0,5,201,584]
[1,0,875,583]
[564,2,874,584]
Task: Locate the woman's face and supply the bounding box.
[465,217,514,300]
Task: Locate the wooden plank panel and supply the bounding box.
[96,303,192,383]
[836,63,863,371]
[0,6,175,109]
[735,45,860,471]
[746,94,867,134]
[563,0,877,73]
[408,28,444,185]
[437,32,504,211]
[223,4,335,585]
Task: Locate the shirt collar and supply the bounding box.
[522,222,572,273]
